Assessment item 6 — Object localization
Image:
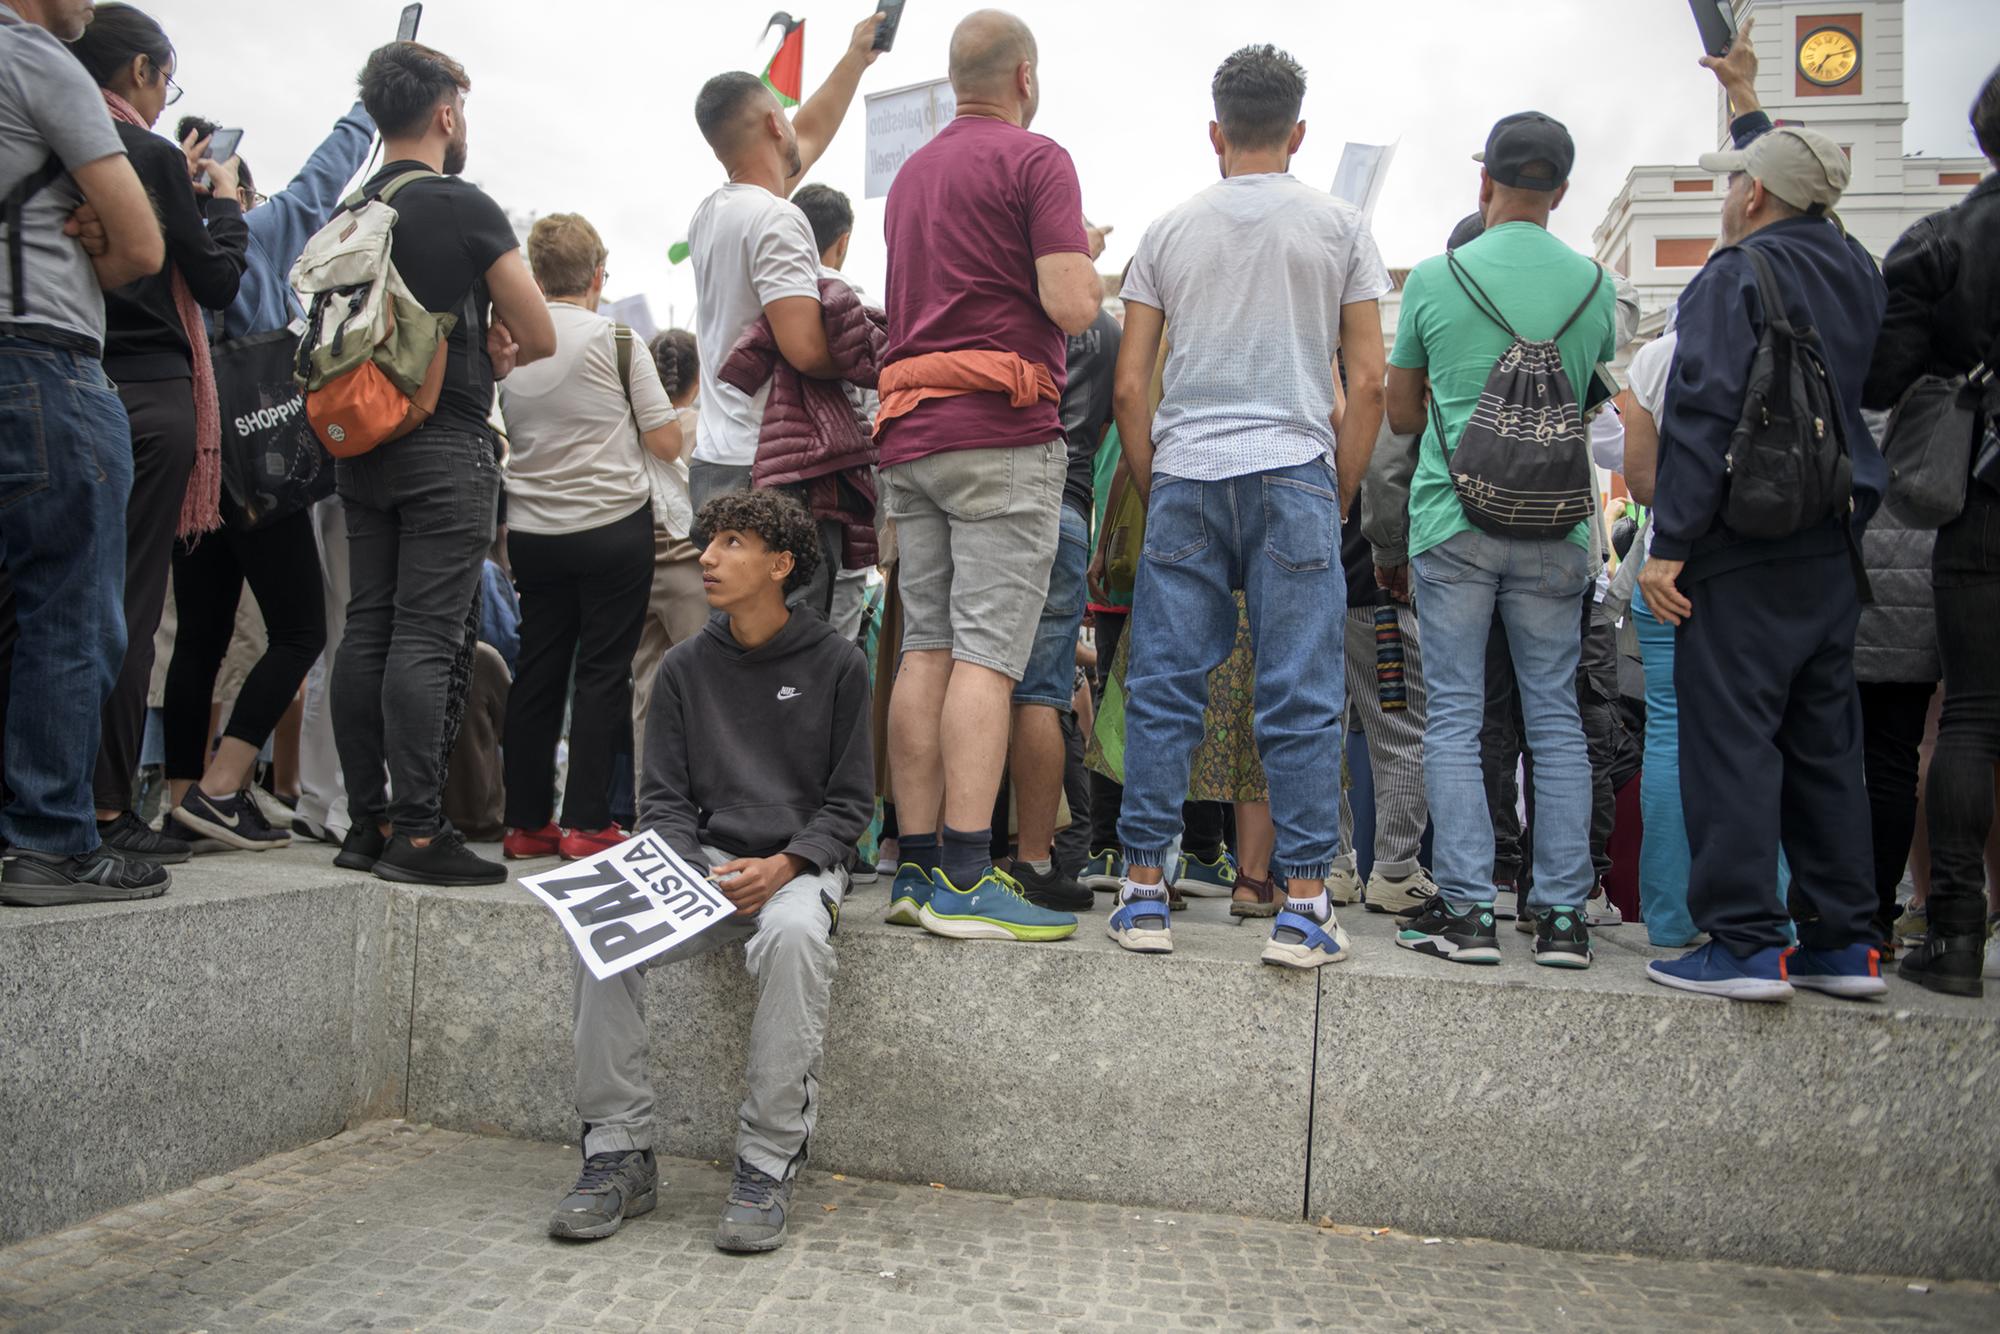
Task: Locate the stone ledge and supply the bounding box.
[5,843,1996,1281]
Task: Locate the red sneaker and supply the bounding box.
[502,822,563,860]
[560,824,626,860]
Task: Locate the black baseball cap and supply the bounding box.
[1473,112,1575,190]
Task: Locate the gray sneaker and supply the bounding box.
[714,1158,793,1253]
[548,1149,657,1241]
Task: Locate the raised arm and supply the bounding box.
[785,11,885,192]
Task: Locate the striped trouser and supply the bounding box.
[1337,604,1430,878]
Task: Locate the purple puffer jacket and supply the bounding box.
[719,276,886,488]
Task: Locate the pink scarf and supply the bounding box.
[103,90,220,538]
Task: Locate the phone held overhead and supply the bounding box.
[398,3,423,43]
[873,0,907,53]
[1688,0,1737,58]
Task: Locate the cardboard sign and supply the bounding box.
[864,76,956,198]
[519,830,734,979]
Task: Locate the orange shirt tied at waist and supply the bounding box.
[873,350,1058,436]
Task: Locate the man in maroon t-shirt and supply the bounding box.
[877,9,1106,941]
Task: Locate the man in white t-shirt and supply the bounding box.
[1107,43,1390,968]
[686,11,887,618]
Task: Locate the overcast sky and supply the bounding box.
[150,0,1992,330]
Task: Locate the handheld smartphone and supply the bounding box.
[397,2,423,43]
[872,0,907,52]
[202,127,243,162]
[1689,0,1736,58]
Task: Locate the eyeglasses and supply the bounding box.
[243,190,269,208]
[149,58,182,106]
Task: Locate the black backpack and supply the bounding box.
[1429,251,1605,540]
[1716,244,1852,540]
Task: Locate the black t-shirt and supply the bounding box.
[1058,309,1121,521]
[364,161,517,435]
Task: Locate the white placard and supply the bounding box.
[864,77,957,199]
[1330,141,1398,228]
[519,830,734,980]
[601,293,659,343]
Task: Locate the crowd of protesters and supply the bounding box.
[3,0,1998,1257]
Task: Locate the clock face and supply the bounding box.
[1799,26,1860,87]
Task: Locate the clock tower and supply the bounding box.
[1594,0,1988,347]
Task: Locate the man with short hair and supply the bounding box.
[1383,110,1617,971]
[1105,43,1388,966]
[330,40,556,888]
[1640,29,1888,1002]
[877,9,1102,943]
[0,0,168,904]
[553,489,871,1254]
[686,12,885,622]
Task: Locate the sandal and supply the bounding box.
[1230,872,1280,919]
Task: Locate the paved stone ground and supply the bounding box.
[2,1122,1995,1333]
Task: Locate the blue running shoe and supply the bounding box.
[1107,890,1173,953]
[1262,906,1352,970]
[1172,849,1237,898]
[883,863,932,928]
[1785,943,1887,1000]
[1079,848,1124,892]
[919,868,1078,942]
[1647,941,1793,1002]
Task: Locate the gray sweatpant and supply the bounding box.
[573,845,843,1181]
[1337,605,1430,878]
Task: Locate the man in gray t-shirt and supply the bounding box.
[1105,44,1388,969]
[0,0,171,905]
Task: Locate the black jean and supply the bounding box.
[1086,608,1227,858]
[333,426,501,837]
[1675,551,1877,954]
[1925,482,2000,934]
[96,376,198,811]
[503,504,653,832]
[1857,679,1937,937]
[163,506,327,780]
[1481,587,1619,889]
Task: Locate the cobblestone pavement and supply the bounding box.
[2,1122,1993,1333]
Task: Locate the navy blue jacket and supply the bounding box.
[1651,111,1888,578]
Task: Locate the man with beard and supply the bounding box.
[329,40,555,887]
[684,11,888,618]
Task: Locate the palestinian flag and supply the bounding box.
[761,12,805,108]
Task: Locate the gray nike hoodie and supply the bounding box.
[638,609,874,873]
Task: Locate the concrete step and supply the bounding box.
[5,843,1996,1281]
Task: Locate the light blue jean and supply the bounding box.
[1118,459,1346,881]
[1411,528,1593,909]
[1632,589,1791,947]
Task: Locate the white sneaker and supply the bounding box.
[1984,920,2000,981]
[1584,889,1624,928]
[1326,857,1362,906]
[1363,866,1436,915]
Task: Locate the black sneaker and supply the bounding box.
[291,814,341,845]
[1,847,171,906]
[335,822,390,872]
[1008,860,1093,913]
[1533,905,1593,969]
[372,828,506,886]
[1395,895,1500,964]
[174,787,292,853]
[714,1158,794,1253]
[548,1148,658,1241]
[96,811,191,865]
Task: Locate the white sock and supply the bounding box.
[1286,891,1331,922]
[1120,877,1168,903]
[1021,856,1053,875]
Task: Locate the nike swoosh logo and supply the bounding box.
[207,805,241,829]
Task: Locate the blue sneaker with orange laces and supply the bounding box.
[1785,942,1887,999]
[1647,941,1793,1002]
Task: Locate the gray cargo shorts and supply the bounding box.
[880,440,1064,681]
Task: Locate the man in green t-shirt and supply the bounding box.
[1380,112,1618,972]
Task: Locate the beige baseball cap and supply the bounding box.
[1698,126,1851,212]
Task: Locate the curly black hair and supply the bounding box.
[692,489,820,596]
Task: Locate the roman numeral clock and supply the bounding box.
[1799,23,1860,88]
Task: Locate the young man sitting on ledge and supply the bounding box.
[550,490,873,1252]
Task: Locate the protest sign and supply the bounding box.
[1331,141,1398,227]
[864,76,956,198]
[519,830,734,980]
